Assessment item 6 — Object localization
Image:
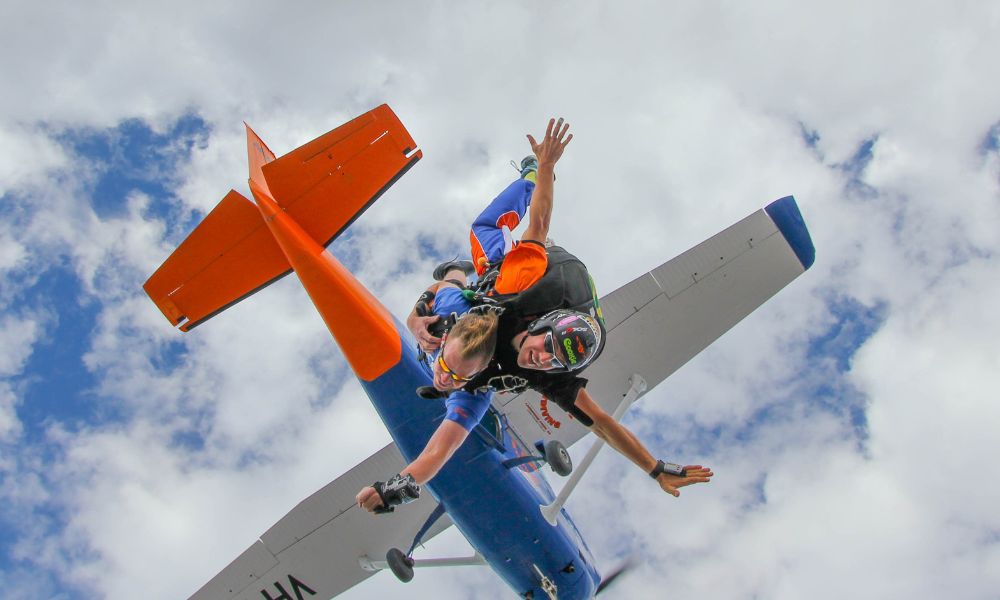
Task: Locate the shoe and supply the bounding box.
[416,386,447,400]
[433,259,475,281]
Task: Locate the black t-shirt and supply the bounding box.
[467,311,594,426]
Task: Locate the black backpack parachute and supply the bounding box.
[478,245,605,326]
[419,245,605,342]
[414,245,607,397]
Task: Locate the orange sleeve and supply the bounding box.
[493,241,548,295]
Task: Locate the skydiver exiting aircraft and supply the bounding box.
[357,118,712,515]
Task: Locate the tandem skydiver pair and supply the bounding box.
[356,118,713,515]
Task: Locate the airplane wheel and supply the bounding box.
[544,440,572,476]
[386,548,414,582]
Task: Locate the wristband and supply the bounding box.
[372,473,420,514]
[649,459,687,478]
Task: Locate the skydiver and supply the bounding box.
[356,119,712,514]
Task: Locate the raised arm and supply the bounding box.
[521,117,573,244]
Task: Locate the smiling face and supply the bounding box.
[514,330,568,371]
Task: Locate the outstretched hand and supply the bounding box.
[356,486,384,513]
[527,117,573,169]
[656,465,714,498]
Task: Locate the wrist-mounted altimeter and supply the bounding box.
[649,460,687,479]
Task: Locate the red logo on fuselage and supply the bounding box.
[539,396,561,429]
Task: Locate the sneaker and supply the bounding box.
[509,155,549,182]
[518,155,538,178]
[416,385,447,400]
[432,259,475,281]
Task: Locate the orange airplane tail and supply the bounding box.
[144,104,421,331]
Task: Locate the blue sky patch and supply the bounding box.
[979,121,1000,156]
[14,266,102,444]
[53,115,210,219]
[798,122,821,150]
[802,295,888,443]
[840,135,880,199]
[1,114,212,594]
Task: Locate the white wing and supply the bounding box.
[188,443,452,600]
[498,197,815,447]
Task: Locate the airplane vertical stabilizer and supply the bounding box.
[244,123,277,199]
[249,182,402,381]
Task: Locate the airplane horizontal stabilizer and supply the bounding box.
[260,104,422,248]
[143,190,291,331]
[144,105,422,331]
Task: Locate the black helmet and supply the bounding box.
[526,309,605,372]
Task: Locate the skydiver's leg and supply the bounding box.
[469,178,536,276]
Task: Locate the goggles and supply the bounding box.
[435,336,479,382]
[542,331,568,371]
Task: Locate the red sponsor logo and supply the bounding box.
[539,396,561,429]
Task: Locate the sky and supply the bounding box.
[1,1,999,599]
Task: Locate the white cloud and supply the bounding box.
[0,384,22,443]
[0,315,42,378]
[1,2,1000,599]
[0,124,70,197]
[0,233,27,275]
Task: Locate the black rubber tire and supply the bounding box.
[544,440,573,476]
[386,548,414,583]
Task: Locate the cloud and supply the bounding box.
[0,384,23,443]
[0,124,70,197]
[2,2,1000,600]
[0,310,48,443]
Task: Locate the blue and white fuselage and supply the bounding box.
[362,321,601,599]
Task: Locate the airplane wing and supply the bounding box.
[188,443,452,600]
[496,196,815,448]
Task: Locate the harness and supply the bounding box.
[415,246,605,394]
[468,245,605,326]
[472,246,605,395]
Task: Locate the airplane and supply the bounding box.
[144,104,815,600]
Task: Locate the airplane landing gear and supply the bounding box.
[360,548,486,582]
[386,548,414,582]
[543,440,572,476]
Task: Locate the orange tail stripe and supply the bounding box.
[251,181,401,381]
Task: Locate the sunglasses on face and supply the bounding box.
[436,336,478,382]
[436,353,476,382]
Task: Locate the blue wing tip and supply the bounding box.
[765,196,815,270]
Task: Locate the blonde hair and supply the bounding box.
[447,312,499,362]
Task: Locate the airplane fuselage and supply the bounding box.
[361,323,601,599]
[249,163,601,598]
